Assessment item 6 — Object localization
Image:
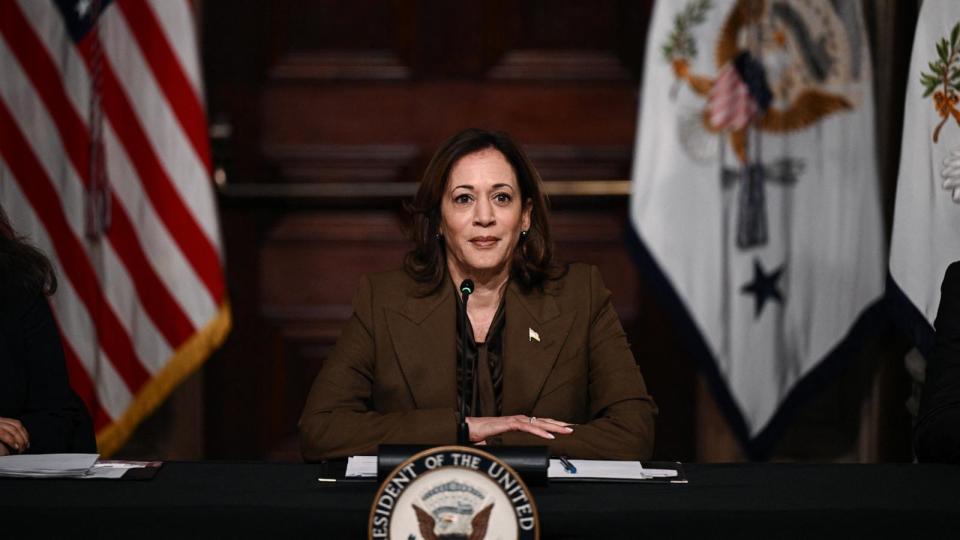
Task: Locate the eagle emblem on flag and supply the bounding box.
[631,0,884,454]
[662,0,864,249]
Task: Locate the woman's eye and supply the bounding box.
[494,193,512,204]
[454,194,472,204]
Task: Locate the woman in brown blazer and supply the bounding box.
[299,129,656,460]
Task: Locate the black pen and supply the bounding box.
[559,456,577,474]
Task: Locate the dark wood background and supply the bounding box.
[118,0,920,463]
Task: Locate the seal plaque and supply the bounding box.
[368,445,539,539]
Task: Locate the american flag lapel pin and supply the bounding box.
[528,328,540,343]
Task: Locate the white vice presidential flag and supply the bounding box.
[889,0,960,353]
[630,0,884,454]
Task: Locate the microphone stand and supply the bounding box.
[458,279,474,445]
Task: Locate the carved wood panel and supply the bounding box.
[197,0,913,464]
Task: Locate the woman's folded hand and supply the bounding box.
[466,415,573,444]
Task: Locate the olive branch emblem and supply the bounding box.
[662,0,713,98]
[921,22,960,143]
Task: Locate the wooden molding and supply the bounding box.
[261,144,420,183]
[269,50,411,81]
[247,143,631,192]
[264,212,409,242]
[525,145,633,180]
[488,49,632,81]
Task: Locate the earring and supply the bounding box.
[435,232,442,241]
[520,230,528,239]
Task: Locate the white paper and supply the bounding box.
[82,465,130,479]
[0,453,99,478]
[637,466,680,478]
[547,459,678,480]
[348,455,679,481]
[82,460,154,479]
[345,455,377,478]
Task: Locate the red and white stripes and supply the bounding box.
[708,62,759,131]
[0,0,228,455]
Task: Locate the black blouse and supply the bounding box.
[455,293,506,418]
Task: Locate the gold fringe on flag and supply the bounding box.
[95,301,232,457]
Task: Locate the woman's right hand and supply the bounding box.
[466,415,573,444]
[0,417,29,455]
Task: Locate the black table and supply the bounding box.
[1,462,958,538]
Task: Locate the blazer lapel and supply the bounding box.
[385,283,457,409]
[502,282,576,415]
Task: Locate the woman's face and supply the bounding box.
[439,148,532,282]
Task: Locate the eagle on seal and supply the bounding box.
[413,503,494,540]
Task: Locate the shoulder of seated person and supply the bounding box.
[0,278,42,317]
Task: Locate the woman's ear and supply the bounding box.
[522,199,533,231]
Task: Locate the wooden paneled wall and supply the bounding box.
[199,0,667,460]
[163,0,919,463]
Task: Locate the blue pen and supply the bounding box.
[559,456,577,474]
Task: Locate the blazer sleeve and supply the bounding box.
[299,276,457,461]
[915,262,960,463]
[17,293,96,454]
[499,266,657,460]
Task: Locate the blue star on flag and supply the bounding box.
[741,259,785,318]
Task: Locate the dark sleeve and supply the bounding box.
[500,266,658,460]
[18,293,96,454]
[915,262,960,463]
[298,276,457,461]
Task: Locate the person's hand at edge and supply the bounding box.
[0,417,30,455]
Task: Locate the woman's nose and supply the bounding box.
[473,198,495,226]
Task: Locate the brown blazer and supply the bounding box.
[299,263,656,461]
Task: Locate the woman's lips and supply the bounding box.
[469,236,499,248]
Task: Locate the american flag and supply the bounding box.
[0,0,229,455]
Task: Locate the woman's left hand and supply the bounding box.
[466,415,573,444]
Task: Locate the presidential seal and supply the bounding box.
[368,446,539,540]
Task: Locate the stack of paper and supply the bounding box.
[0,453,99,478]
[547,459,680,481]
[348,454,684,482]
[83,460,158,479]
[345,455,378,478]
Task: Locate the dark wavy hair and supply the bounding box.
[404,128,565,294]
[0,204,57,297]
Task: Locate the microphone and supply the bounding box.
[458,279,474,444]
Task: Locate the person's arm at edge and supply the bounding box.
[18,293,95,454]
[915,262,960,463]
